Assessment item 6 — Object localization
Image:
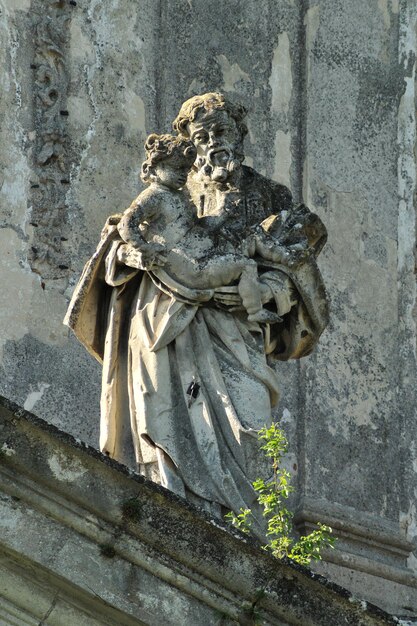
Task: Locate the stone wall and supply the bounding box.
[1,0,416,617]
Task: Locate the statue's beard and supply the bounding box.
[196,148,240,183]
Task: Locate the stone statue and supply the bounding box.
[64,92,328,536]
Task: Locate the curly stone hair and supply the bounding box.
[172,92,248,139]
[141,133,197,183]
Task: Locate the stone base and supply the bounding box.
[0,395,398,626]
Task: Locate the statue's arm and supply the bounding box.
[117,195,167,270]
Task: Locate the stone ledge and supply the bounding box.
[295,497,416,579]
[0,395,398,625]
[297,498,415,562]
[0,548,142,626]
[295,498,417,616]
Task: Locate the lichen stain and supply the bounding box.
[216,55,251,92]
[67,95,92,133]
[24,382,50,412]
[187,78,205,96]
[273,130,291,189]
[377,0,391,29]
[70,19,95,63]
[304,5,320,56]
[48,451,87,482]
[269,32,292,115]
[122,90,146,134]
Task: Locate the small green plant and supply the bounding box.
[226,422,335,566]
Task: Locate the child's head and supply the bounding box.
[141,134,196,189]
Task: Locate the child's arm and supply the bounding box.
[117,197,167,270]
[118,196,153,248]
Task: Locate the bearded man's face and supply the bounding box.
[187,110,243,183]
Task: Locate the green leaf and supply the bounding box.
[224,419,337,565]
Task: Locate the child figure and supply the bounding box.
[118,134,301,323]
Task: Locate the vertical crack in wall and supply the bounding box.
[293,0,308,205]
[293,0,309,504]
[29,0,74,282]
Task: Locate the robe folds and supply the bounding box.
[64,214,328,528]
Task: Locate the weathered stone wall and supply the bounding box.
[297,1,417,617]
[1,0,416,617]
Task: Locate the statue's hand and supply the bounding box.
[213,283,272,309]
[213,286,242,307]
[117,243,167,270]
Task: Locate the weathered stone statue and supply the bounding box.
[64,92,328,534]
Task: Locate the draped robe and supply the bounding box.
[64,169,328,531]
